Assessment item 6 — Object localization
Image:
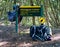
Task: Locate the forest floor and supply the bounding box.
[0,24,60,47]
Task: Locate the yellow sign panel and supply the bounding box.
[20,6,40,9]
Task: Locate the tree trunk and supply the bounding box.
[44,0,49,27]
[14,0,16,4]
[30,0,35,25]
[49,0,59,28]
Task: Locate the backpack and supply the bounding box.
[8,11,23,22]
[8,11,16,22]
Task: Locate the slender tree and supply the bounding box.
[30,0,35,25]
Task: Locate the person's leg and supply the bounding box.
[18,16,23,23]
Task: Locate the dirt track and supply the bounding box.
[0,25,60,47]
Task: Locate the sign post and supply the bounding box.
[16,10,18,33]
[15,5,19,33]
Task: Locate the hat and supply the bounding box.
[39,17,46,24]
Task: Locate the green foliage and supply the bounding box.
[0,0,59,28]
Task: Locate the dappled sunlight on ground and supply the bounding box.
[0,25,60,47]
[0,41,9,46]
[52,33,60,41]
[18,42,32,47]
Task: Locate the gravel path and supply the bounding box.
[0,25,60,47]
